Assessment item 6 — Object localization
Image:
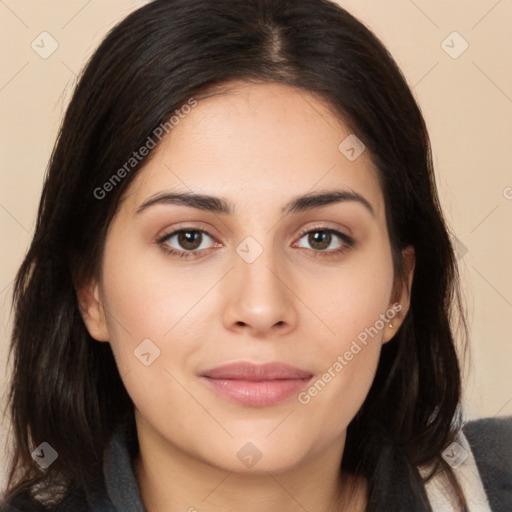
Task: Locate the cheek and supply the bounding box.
[308,236,394,344]
[98,233,211,374]
[99,248,208,431]
[295,240,394,423]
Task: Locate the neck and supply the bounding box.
[133,422,366,512]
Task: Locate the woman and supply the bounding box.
[1,0,511,510]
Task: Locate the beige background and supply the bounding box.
[1,0,511,491]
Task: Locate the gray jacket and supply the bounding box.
[2,416,511,511]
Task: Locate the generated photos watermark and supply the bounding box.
[298,302,402,405]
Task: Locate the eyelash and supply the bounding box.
[157,226,355,260]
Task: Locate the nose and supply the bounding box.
[220,246,299,338]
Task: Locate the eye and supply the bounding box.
[158,228,220,258]
[157,226,354,260]
[294,227,354,256]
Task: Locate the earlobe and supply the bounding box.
[76,279,110,342]
[383,246,415,343]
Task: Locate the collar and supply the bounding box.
[103,418,146,512]
[420,430,492,512]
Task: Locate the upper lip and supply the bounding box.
[201,362,313,381]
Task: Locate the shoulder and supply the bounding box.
[463,416,512,512]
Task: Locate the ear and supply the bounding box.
[382,245,415,343]
[76,278,110,342]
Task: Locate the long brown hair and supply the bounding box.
[2,0,468,510]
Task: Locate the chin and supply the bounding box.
[196,437,312,476]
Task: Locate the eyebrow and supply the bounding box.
[136,189,375,217]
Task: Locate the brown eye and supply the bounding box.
[307,231,332,251]
[177,231,203,251]
[295,229,352,253]
[160,229,217,256]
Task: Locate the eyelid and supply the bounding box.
[157,222,222,243]
[157,227,221,249]
[295,222,353,242]
[157,222,351,243]
[292,224,354,254]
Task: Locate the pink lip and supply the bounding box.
[200,362,313,406]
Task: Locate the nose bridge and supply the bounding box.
[235,235,287,308]
[221,233,297,335]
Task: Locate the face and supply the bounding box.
[80,81,414,474]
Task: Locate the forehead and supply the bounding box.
[121,81,385,219]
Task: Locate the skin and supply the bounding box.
[79,81,415,512]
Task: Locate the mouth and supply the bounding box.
[200,362,313,407]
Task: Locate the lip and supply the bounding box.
[200,362,313,407]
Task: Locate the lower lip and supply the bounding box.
[201,377,312,406]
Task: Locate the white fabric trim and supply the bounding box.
[420,431,492,511]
